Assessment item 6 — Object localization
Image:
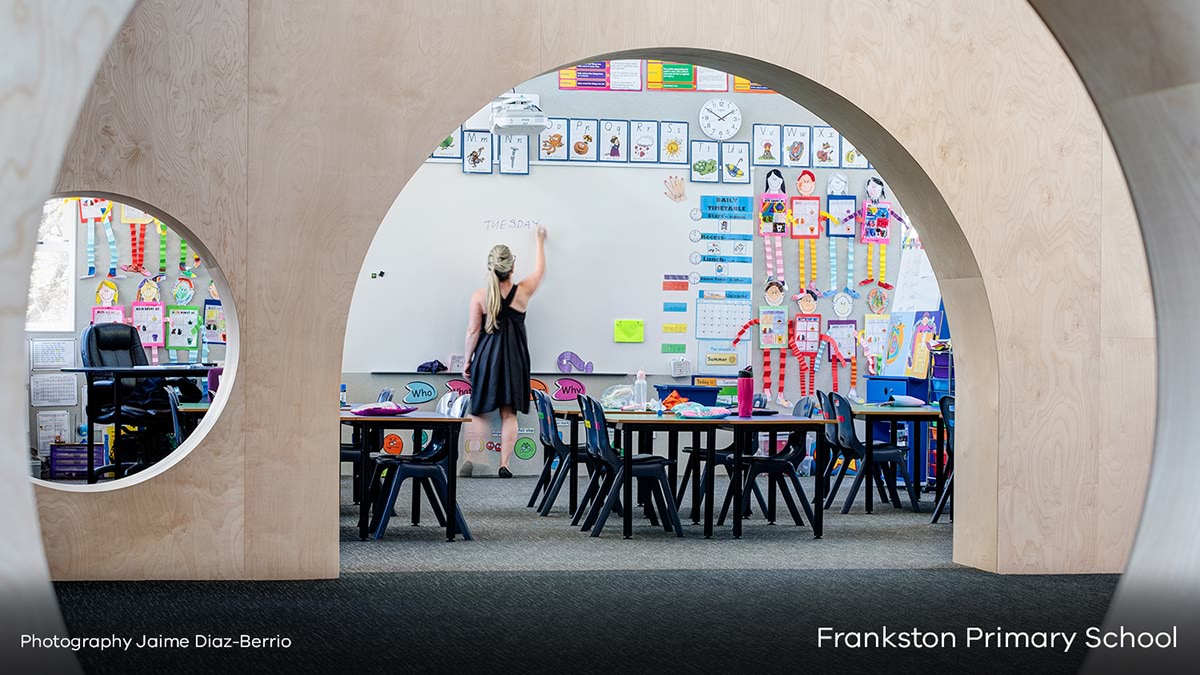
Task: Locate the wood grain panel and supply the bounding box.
[0,0,134,668]
[24,0,1155,580]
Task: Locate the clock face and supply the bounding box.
[699,97,742,140]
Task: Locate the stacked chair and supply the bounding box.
[369,393,473,540]
[573,395,683,538]
[528,389,593,516]
[827,392,921,513]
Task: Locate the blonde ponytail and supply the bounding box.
[484,244,514,333]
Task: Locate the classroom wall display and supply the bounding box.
[462,130,493,174]
[861,313,890,374]
[758,306,787,348]
[827,319,857,362]
[812,126,840,168]
[558,60,643,91]
[826,195,857,237]
[861,201,893,244]
[166,305,200,351]
[891,232,941,313]
[645,60,696,90]
[568,119,598,161]
[689,141,719,182]
[782,125,811,168]
[695,66,729,92]
[907,310,943,377]
[131,302,164,347]
[598,119,629,162]
[841,136,869,169]
[538,118,568,161]
[790,196,821,238]
[202,299,226,345]
[629,120,659,162]
[658,121,689,164]
[881,311,916,377]
[432,127,463,159]
[90,306,124,325]
[732,76,775,93]
[720,142,749,183]
[120,204,154,224]
[402,380,437,405]
[497,134,530,175]
[752,124,782,166]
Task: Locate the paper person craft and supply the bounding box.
[78,197,124,280]
[758,169,790,290]
[850,177,906,290]
[173,277,195,305]
[95,279,118,306]
[823,171,858,299]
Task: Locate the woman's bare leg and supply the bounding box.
[499,405,517,469]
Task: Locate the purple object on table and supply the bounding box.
[349,402,417,416]
[207,367,223,400]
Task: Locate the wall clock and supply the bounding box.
[698,97,742,140]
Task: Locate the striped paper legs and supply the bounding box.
[101,213,124,279]
[81,222,97,279]
[157,222,169,274]
[763,236,785,286]
[798,239,817,291]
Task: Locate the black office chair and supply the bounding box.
[931,395,954,523]
[80,323,177,478]
[829,392,921,513]
[575,395,682,538]
[339,387,400,504]
[717,397,818,528]
[529,389,593,516]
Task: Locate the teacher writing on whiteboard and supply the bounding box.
[462,224,547,478]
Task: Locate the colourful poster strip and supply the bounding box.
[732,76,775,93]
[646,60,696,90]
[559,60,643,91]
[663,302,688,312]
[700,195,754,220]
[661,343,687,354]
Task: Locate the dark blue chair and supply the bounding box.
[575,395,682,538]
[370,394,472,540]
[829,392,921,513]
[529,389,592,516]
[931,395,954,524]
[340,387,402,505]
[716,397,818,528]
[817,389,891,510]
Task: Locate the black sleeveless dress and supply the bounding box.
[470,284,531,415]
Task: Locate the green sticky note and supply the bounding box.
[613,319,645,343]
[662,343,687,354]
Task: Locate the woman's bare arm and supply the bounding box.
[463,290,484,377]
[520,225,547,297]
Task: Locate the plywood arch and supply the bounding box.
[16,0,1153,580]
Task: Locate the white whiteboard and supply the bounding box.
[344,161,753,374]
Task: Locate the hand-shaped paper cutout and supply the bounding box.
[663,175,686,203]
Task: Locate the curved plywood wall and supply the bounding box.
[23,0,1152,579]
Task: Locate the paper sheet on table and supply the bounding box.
[613,319,645,343]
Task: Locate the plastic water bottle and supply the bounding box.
[340,383,348,407]
[633,368,648,408]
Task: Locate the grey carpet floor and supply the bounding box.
[341,473,954,572]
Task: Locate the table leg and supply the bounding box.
[623,425,633,540]
[864,418,874,514]
[569,418,579,516]
[704,429,715,538]
[913,418,925,500]
[446,424,459,542]
[112,379,122,479]
[86,374,96,485]
[767,430,778,523]
[732,428,744,538]
[668,431,678,500]
[690,430,701,524]
[934,417,945,505]
[411,429,422,525]
[358,424,375,540]
[813,429,825,539]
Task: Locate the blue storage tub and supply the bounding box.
[654,384,719,406]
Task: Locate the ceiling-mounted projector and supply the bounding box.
[490,92,550,135]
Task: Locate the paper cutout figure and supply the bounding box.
[135,277,160,303]
[789,310,847,397]
[867,287,889,314]
[763,279,786,307]
[208,280,219,300]
[78,198,124,279]
[733,300,793,406]
[95,279,118,307]
[402,381,437,405]
[758,169,789,289]
[445,379,473,396]
[797,170,816,196]
[790,194,821,291]
[552,377,585,402]
[826,319,858,391]
[156,221,169,274]
[132,301,165,363]
[166,305,200,352]
[557,350,594,373]
[172,278,195,305]
[663,175,686,203]
[848,177,906,290]
[179,239,201,278]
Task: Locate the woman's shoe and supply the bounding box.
[498,466,513,478]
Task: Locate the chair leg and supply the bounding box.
[590,469,625,537]
[537,456,572,516]
[658,475,685,536]
[572,468,603,526]
[581,471,615,532]
[750,477,769,518]
[649,479,673,533]
[787,466,816,524]
[432,468,471,541]
[841,466,867,514]
[873,465,891,505]
[717,476,736,526]
[420,477,448,526]
[825,457,850,509]
[777,476,805,526]
[675,453,697,507]
[640,477,661,527]
[411,475,423,526]
[931,469,954,523]
[368,464,394,533]
[527,453,555,508]
[374,468,409,539]
[351,460,362,505]
[898,461,922,513]
[884,464,903,509]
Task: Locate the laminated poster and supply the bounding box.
[166,305,201,351]
[758,306,788,350]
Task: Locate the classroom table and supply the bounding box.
[850,404,943,514]
[63,365,213,484]
[603,413,835,539]
[344,411,471,542]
